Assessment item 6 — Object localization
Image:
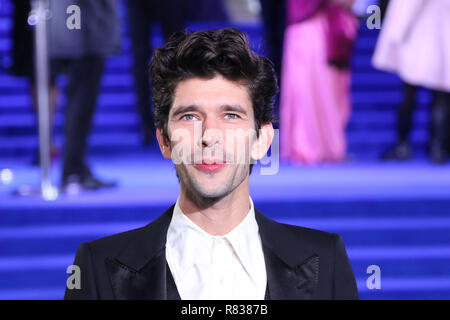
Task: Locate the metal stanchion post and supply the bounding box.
[34,0,57,200]
[14,0,57,200]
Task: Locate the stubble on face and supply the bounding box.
[174,159,250,209]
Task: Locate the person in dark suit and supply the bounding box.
[125,0,187,145]
[65,28,358,300]
[259,0,286,122]
[259,0,285,85]
[48,0,121,191]
[125,0,228,146]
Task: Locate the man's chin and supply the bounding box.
[176,162,248,204]
[184,184,232,206]
[191,179,228,197]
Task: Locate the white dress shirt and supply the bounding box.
[165,196,267,300]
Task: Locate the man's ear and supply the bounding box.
[156,127,172,160]
[250,122,274,161]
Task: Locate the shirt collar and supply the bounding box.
[166,196,261,284]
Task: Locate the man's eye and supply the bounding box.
[225,113,240,120]
[181,114,197,121]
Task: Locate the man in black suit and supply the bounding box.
[48,0,121,191]
[65,28,358,300]
[125,0,187,145]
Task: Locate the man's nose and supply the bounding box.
[201,118,221,148]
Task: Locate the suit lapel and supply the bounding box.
[256,209,320,300]
[263,247,319,300]
[105,249,167,300]
[105,205,177,300]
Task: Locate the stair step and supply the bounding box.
[0,132,141,150]
[0,288,64,300]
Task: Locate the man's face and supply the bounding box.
[157,75,258,203]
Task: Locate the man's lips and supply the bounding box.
[194,161,226,172]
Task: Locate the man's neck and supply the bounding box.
[178,181,251,236]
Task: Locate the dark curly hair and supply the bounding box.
[150,28,278,173]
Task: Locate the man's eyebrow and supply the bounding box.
[220,104,247,115]
[170,105,200,118]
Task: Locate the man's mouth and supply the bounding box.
[194,159,226,172]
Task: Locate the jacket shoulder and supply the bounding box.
[280,221,339,247]
[256,210,339,253]
[86,224,150,256]
[84,207,174,259]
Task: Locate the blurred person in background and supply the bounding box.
[259,0,286,119]
[125,0,228,146]
[280,0,358,164]
[378,0,390,20]
[184,0,229,22]
[48,0,121,191]
[125,0,187,146]
[373,0,450,164]
[259,0,286,85]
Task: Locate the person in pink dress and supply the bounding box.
[280,0,358,164]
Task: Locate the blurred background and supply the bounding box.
[0,0,449,300]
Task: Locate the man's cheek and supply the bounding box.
[224,129,256,164]
[169,127,195,165]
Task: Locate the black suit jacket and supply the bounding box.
[64,205,359,300]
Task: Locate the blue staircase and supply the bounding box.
[1,187,450,300]
[0,0,449,300]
